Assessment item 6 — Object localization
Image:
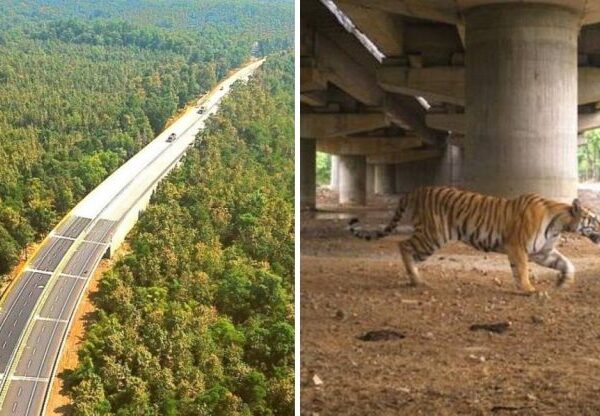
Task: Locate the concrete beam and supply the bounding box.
[579,112,600,132]
[335,0,460,25]
[426,113,466,134]
[330,0,600,27]
[367,148,442,164]
[317,136,423,155]
[377,65,600,107]
[378,66,465,105]
[301,113,389,138]
[313,32,383,106]
[384,94,446,145]
[335,3,404,57]
[301,90,328,107]
[301,67,327,93]
[579,67,600,105]
[428,111,600,133]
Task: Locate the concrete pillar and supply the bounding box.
[366,163,375,198]
[300,138,316,210]
[339,155,366,205]
[330,155,339,191]
[464,4,579,201]
[434,145,463,187]
[374,164,396,195]
[395,160,433,193]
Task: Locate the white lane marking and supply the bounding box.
[60,273,87,281]
[34,316,68,324]
[24,269,52,276]
[26,269,88,281]
[50,235,76,241]
[51,234,109,246]
[11,376,49,383]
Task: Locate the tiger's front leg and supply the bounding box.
[506,246,536,294]
[530,249,575,288]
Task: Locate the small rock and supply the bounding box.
[398,387,410,393]
[535,290,550,299]
[312,374,323,386]
[335,309,346,320]
[470,321,511,334]
[493,277,502,286]
[424,331,434,339]
[526,393,537,401]
[468,354,486,363]
[531,315,544,325]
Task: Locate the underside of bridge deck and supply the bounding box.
[301,0,600,206]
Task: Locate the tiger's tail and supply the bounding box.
[348,194,409,241]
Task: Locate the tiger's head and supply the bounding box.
[570,199,600,244]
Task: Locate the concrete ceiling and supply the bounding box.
[335,0,600,25]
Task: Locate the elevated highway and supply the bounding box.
[0,59,264,415]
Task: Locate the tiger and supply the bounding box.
[348,186,600,294]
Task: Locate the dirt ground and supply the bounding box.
[301,188,600,415]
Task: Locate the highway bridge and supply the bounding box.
[0,59,264,415]
[301,0,600,207]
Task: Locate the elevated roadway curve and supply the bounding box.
[0,59,264,415]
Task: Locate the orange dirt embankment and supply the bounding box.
[46,243,129,416]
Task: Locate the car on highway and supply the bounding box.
[197,106,206,114]
[166,132,177,142]
[220,86,224,91]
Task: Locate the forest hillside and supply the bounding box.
[0,0,293,274]
[65,53,294,415]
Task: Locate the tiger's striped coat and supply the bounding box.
[349,187,600,293]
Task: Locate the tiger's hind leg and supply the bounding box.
[398,232,436,287]
[530,249,575,288]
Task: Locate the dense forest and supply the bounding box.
[0,0,292,274]
[65,53,294,415]
[579,129,600,181]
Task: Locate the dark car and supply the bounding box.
[167,132,177,142]
[197,106,206,114]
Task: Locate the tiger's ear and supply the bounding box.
[570,198,582,217]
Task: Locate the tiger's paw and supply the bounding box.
[519,284,537,296]
[408,280,433,290]
[556,273,575,289]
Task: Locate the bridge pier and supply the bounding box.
[366,163,375,198]
[301,138,317,210]
[464,3,579,201]
[330,155,340,191]
[374,164,396,195]
[339,155,367,205]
